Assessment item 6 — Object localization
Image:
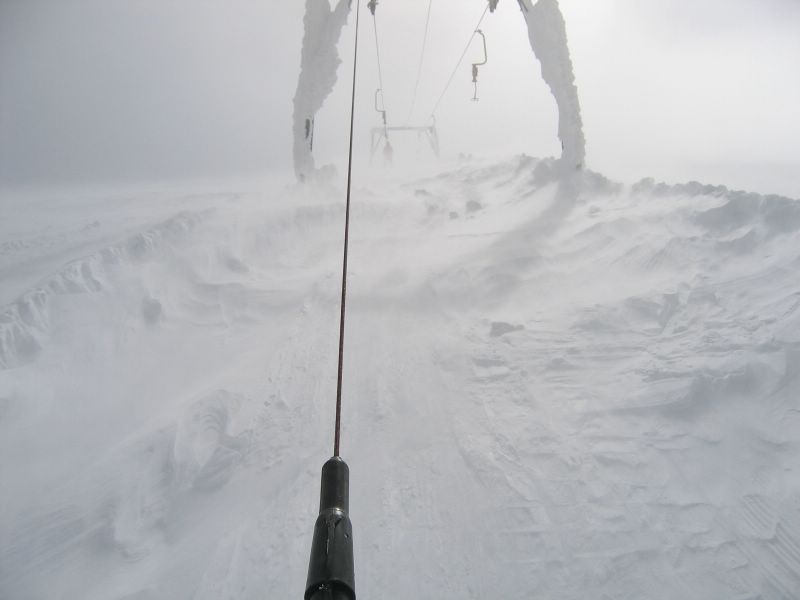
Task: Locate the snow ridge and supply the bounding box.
[0,210,209,370]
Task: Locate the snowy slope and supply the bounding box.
[2,158,800,599]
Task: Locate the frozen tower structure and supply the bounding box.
[292,0,585,180]
[293,0,352,182]
[518,0,585,170]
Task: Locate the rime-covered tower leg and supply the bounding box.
[519,0,585,170]
[293,0,353,183]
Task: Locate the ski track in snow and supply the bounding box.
[2,156,800,599]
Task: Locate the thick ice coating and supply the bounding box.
[520,0,585,170]
[293,0,352,182]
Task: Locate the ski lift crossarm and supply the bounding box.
[369,123,440,160]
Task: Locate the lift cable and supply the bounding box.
[405,0,435,125]
[429,3,490,118]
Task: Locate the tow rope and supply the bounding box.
[304,1,361,599]
[335,0,361,461]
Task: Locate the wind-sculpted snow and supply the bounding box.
[635,178,800,240]
[0,210,209,370]
[2,160,800,598]
[520,0,585,170]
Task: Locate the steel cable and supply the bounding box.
[429,3,490,118]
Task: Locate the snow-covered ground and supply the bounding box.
[2,158,800,599]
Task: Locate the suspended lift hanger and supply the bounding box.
[470,29,488,101]
[375,87,387,130]
[372,86,388,154]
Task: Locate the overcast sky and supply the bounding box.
[1,0,799,196]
